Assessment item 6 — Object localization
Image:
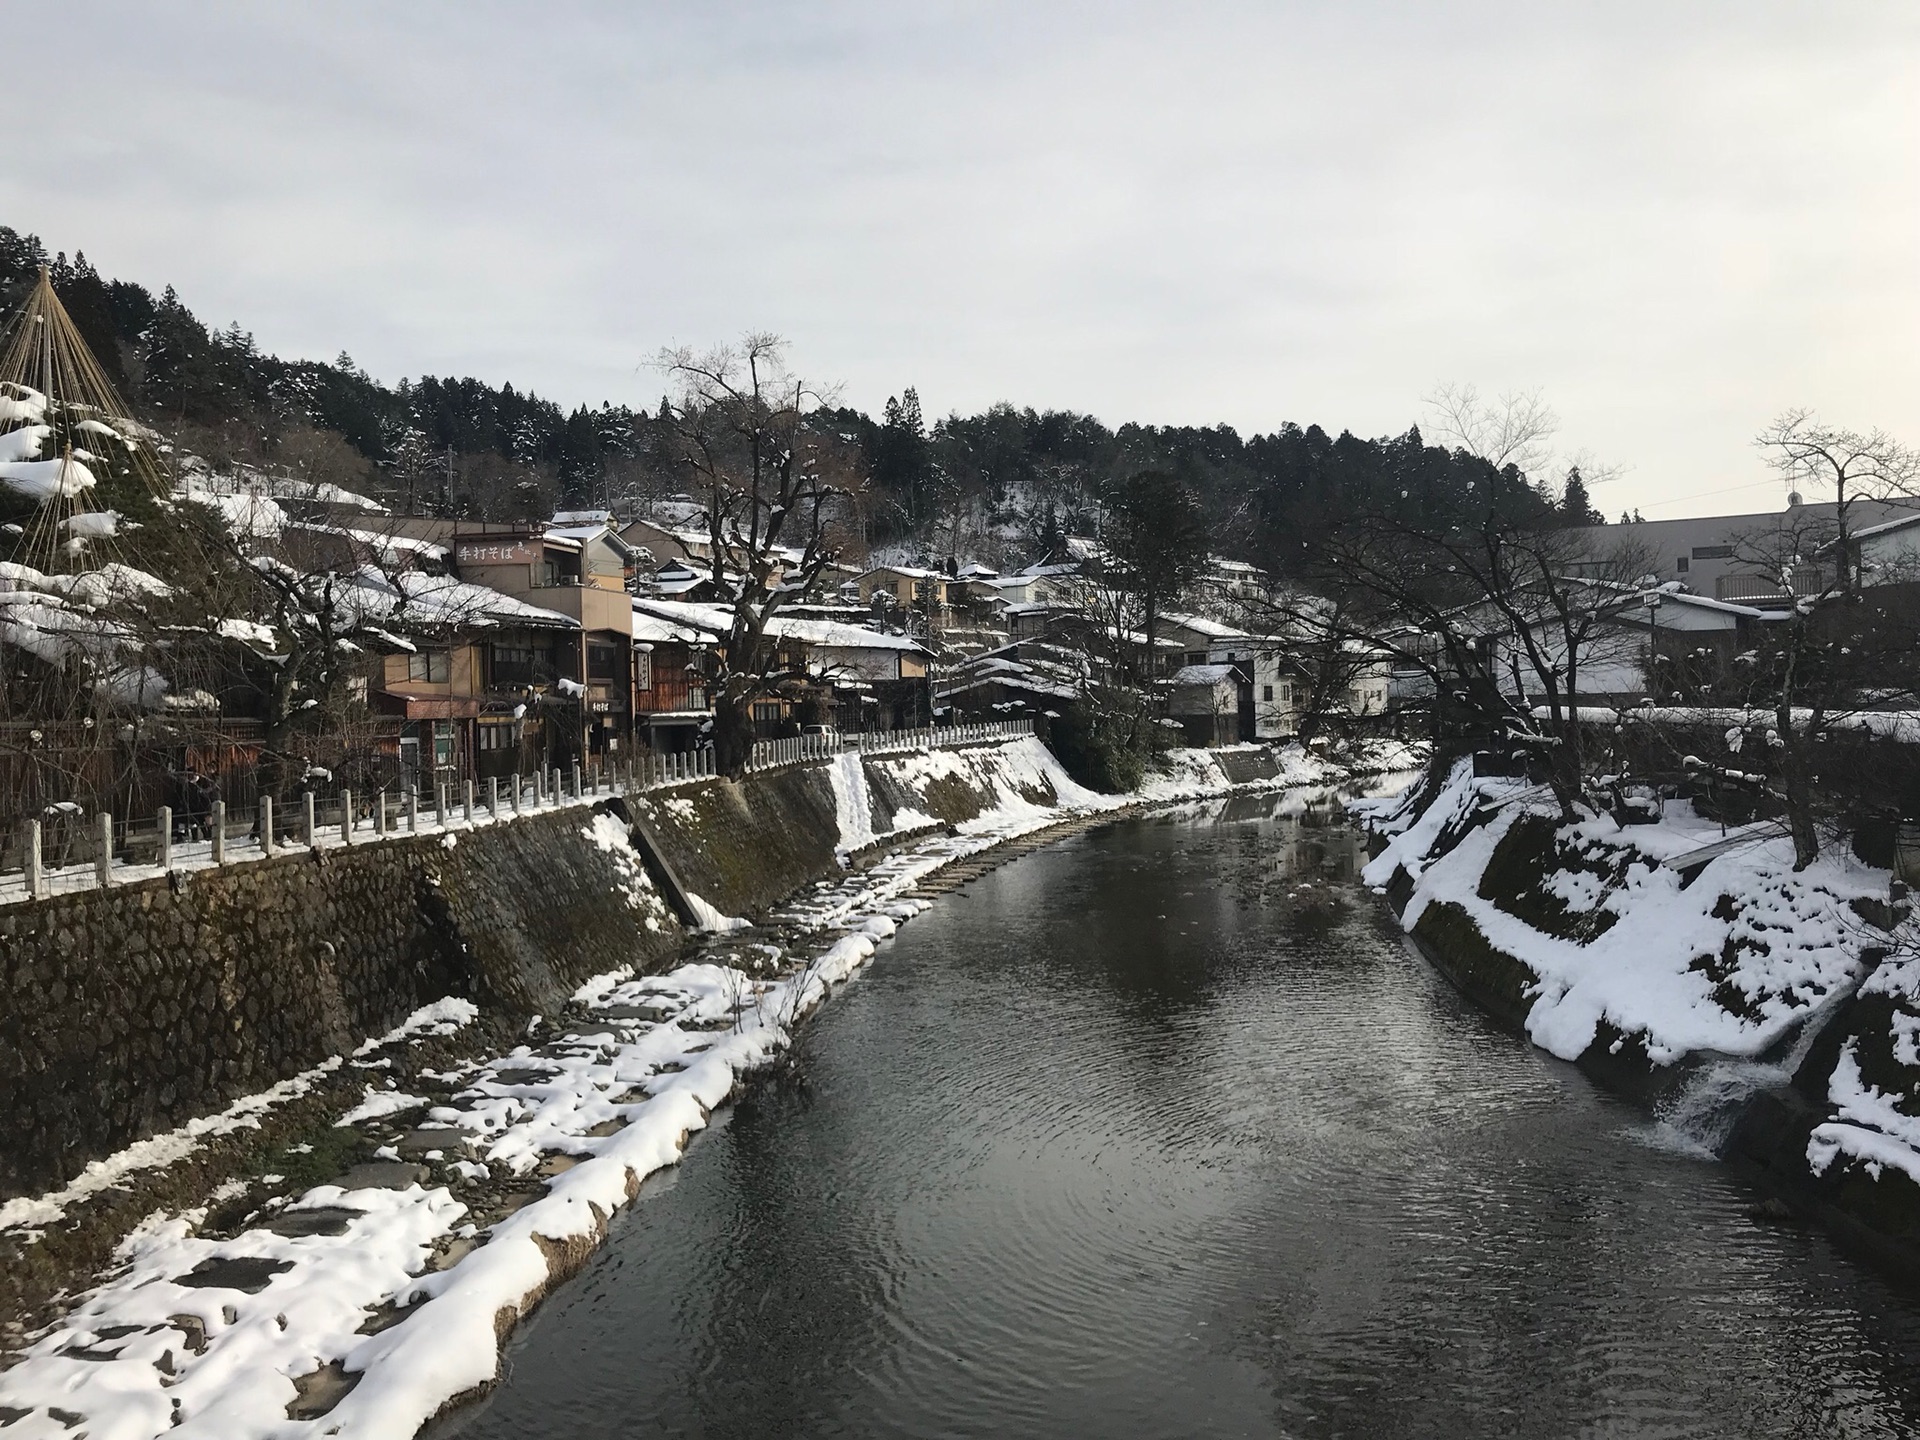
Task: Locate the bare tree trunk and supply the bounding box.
[713,686,756,779]
[1774,695,1821,869]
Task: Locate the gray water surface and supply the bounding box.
[447,796,1920,1439]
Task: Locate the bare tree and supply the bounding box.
[1424,383,1559,478]
[1284,498,1652,818]
[657,335,858,776]
[1755,410,1920,594]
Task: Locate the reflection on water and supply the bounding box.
[446,801,1920,1440]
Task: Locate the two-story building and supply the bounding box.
[353,571,581,788]
[444,523,639,760]
[631,604,711,753]
[858,565,956,631]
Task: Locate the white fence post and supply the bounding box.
[158,806,173,872]
[376,791,388,837]
[303,791,316,847]
[573,761,582,799]
[27,819,43,898]
[341,789,354,845]
[465,779,475,823]
[211,800,226,863]
[95,811,114,888]
[407,787,419,833]
[260,796,274,858]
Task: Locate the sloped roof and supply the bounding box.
[631,598,926,652]
[1161,612,1251,641]
[1170,662,1239,685]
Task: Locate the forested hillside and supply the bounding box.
[1,226,1603,567]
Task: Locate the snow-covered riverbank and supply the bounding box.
[0,738,1419,1440]
[1357,757,1920,1252]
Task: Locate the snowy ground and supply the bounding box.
[0,737,1418,1440]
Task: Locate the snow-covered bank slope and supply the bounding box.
[1359,759,1920,1254]
[1363,760,1893,1064]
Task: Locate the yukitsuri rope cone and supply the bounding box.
[0,266,172,576]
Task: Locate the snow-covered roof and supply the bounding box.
[1170,663,1239,685]
[172,459,385,514]
[632,598,926,653]
[629,605,706,644]
[349,571,579,632]
[1161,613,1251,641]
[546,523,638,558]
[286,522,449,563]
[1854,511,1920,543]
[551,508,615,526]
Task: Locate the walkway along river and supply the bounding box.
[443,791,1920,1439]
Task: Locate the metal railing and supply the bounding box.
[0,720,1036,906]
[744,718,1035,773]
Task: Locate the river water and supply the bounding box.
[447,793,1920,1439]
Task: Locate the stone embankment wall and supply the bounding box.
[0,740,1073,1202]
[0,805,684,1200]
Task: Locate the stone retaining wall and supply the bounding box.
[0,805,681,1200]
[0,740,1076,1202]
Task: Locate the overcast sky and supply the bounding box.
[8,1,1918,517]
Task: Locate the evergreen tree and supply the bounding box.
[558,405,604,506]
[1559,465,1605,527]
[872,387,932,531]
[1099,469,1211,684]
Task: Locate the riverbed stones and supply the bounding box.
[260,1206,359,1237]
[337,1161,427,1191]
[285,1359,360,1420]
[393,1127,466,1159]
[175,1256,291,1293]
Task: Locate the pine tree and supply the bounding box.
[1559,465,1605,527]
[558,405,603,506]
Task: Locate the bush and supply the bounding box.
[1044,701,1154,793]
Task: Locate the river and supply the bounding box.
[444,792,1920,1439]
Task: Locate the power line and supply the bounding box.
[1635,477,1784,514]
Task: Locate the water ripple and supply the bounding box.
[451,811,1920,1440]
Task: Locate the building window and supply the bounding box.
[407,650,450,684]
[1262,684,1274,701]
[492,644,535,685]
[587,643,619,681]
[687,685,707,711]
[1692,545,1734,561]
[1676,555,1689,573]
[477,721,514,752]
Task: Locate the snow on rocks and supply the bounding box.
[1805,944,1920,1186]
[0,1000,479,1239]
[1363,760,1896,1067]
